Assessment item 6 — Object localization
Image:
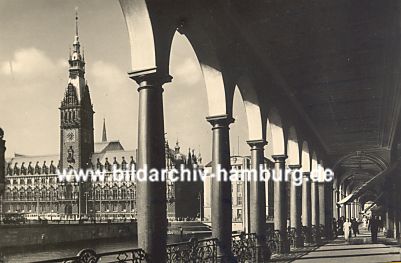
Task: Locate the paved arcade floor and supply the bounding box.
[292,229,400,263]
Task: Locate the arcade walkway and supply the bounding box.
[291,229,400,263]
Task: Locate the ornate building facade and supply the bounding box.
[2,14,202,221]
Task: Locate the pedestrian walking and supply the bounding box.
[368,216,380,243]
[351,218,359,237]
[343,218,352,242]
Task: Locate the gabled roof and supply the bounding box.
[94,140,124,153]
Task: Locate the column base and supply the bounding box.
[312,225,322,245]
[294,235,304,248]
[386,231,394,238]
[302,226,312,244]
[278,240,290,254]
[256,244,271,263]
[278,230,290,254]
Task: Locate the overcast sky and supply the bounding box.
[0,0,249,162]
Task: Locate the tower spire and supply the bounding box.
[75,7,79,38]
[102,118,107,142]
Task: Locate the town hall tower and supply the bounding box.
[60,11,94,170]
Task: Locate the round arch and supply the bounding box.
[301,141,311,172]
[266,108,285,156]
[170,30,228,116]
[333,152,388,171]
[235,75,265,141]
[120,0,157,71]
[311,152,318,172]
[287,126,300,166]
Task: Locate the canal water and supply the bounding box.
[0,233,197,263]
[0,237,139,262]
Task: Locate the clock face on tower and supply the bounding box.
[64,129,76,143]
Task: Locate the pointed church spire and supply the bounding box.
[187,148,192,165]
[68,7,86,101]
[72,7,81,55]
[102,118,107,142]
[75,7,79,39]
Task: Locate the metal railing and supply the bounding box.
[288,227,296,247]
[166,237,218,263]
[32,248,147,263]
[232,233,257,262]
[35,232,269,263]
[266,229,280,254]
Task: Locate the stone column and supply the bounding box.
[339,187,346,218]
[0,128,5,223]
[318,182,326,239]
[350,202,355,219]
[302,172,312,243]
[206,115,234,262]
[289,165,303,247]
[247,140,269,260]
[0,128,5,196]
[385,185,395,238]
[273,155,290,253]
[325,183,334,240]
[311,181,321,244]
[266,177,274,218]
[386,210,394,238]
[129,70,171,263]
[333,189,339,220]
[393,187,400,240]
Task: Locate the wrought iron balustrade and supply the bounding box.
[231,233,257,262]
[32,248,147,263]
[266,230,280,254]
[319,224,326,239]
[311,225,321,244]
[166,237,218,263]
[34,233,272,263]
[288,227,296,247]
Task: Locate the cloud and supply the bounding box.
[171,57,202,86]
[0,48,68,157]
[90,60,127,93]
[0,48,58,79]
[88,60,137,149]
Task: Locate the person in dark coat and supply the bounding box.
[351,218,359,237]
[332,218,338,237]
[337,217,344,235]
[368,216,380,243]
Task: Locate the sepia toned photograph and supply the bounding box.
[1,0,401,262]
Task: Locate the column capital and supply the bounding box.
[246,139,267,149]
[288,164,301,170]
[128,68,172,87]
[206,114,235,128]
[272,154,287,162]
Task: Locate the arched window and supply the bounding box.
[112,188,118,200]
[27,191,32,200]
